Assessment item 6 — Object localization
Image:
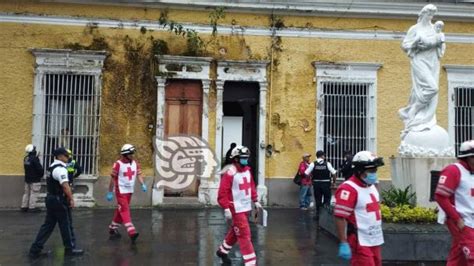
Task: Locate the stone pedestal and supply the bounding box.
[72,176,98,207]
[37,175,98,208]
[152,185,164,206]
[390,157,456,208]
[198,179,219,205]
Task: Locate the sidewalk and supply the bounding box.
[0,208,344,265]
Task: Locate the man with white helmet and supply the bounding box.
[21,144,44,212]
[333,151,385,265]
[435,140,474,265]
[106,144,147,243]
[216,145,262,265]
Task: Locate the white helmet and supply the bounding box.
[230,145,250,159]
[458,140,474,158]
[121,144,136,155]
[25,144,36,153]
[352,151,384,171]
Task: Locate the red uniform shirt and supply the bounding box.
[217,164,257,212]
[435,160,473,222]
[334,176,369,226]
[111,157,142,191]
[298,161,312,186]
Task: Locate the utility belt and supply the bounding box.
[312,179,331,183]
[347,223,357,236]
[46,193,67,202]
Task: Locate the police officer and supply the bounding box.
[305,150,337,219]
[66,149,83,187]
[29,147,84,258]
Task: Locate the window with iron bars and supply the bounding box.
[41,74,101,176]
[318,81,375,179]
[454,86,474,155]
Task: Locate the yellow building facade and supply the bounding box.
[0,1,473,207]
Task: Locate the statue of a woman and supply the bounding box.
[398,4,453,156]
[399,4,445,138]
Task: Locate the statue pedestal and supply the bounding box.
[399,125,454,157]
[390,157,456,208]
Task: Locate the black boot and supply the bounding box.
[109,229,121,240]
[64,248,84,256]
[130,232,139,243]
[216,249,231,265]
[28,250,51,259]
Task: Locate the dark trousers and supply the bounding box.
[30,195,76,254]
[313,181,331,213]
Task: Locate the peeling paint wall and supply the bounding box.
[1,2,473,183]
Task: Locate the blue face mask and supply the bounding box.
[363,172,378,185]
[239,158,249,166]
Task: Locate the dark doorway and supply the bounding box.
[222,81,259,181]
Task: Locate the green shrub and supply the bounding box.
[381,204,437,224]
[381,185,416,207]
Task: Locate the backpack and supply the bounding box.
[293,170,302,185]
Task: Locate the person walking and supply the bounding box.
[22,144,44,212]
[334,151,385,265]
[216,145,262,265]
[305,150,337,219]
[106,144,147,243]
[29,147,84,258]
[435,140,474,265]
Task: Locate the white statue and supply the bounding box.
[398,4,453,157]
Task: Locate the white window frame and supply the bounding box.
[31,49,106,177]
[445,65,474,151]
[313,62,382,155]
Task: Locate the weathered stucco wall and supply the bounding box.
[1,2,473,184]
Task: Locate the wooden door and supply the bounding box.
[165,79,202,196]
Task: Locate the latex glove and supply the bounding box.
[338,242,352,261]
[224,208,232,221]
[254,202,263,210]
[141,183,147,192]
[106,192,114,202]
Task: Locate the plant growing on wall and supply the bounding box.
[158,9,204,56]
[209,7,226,37]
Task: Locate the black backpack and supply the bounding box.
[293,170,302,185]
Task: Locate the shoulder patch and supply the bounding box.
[439,175,447,184]
[340,190,351,200]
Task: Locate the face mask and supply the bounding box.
[363,172,378,185]
[239,158,249,166]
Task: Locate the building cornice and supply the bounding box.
[39,1,474,22]
[2,13,474,43]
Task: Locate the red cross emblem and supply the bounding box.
[239,177,251,196]
[124,167,135,181]
[366,193,381,221]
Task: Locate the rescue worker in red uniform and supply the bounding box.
[216,145,262,266]
[435,140,474,266]
[334,151,385,266]
[106,144,147,243]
